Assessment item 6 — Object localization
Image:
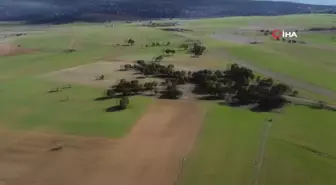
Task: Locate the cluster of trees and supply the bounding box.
[191,64,297,110]
[161,81,183,99]
[260,29,273,36]
[8,33,26,37]
[107,57,298,111]
[164,49,176,55]
[132,60,189,85]
[145,41,170,47]
[105,77,182,100]
[111,61,187,99]
[144,22,178,27]
[106,78,158,97]
[279,38,304,44]
[125,61,296,110]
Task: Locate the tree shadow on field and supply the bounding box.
[95,94,129,101]
[218,101,253,108]
[94,96,111,101]
[136,76,146,79]
[105,105,122,112]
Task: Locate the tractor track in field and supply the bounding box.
[251,120,272,185]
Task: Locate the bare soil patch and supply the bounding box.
[0,100,205,185]
[42,61,204,88]
[0,129,118,185]
[87,100,206,185]
[0,44,36,56]
[42,61,163,88]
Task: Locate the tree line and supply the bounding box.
[104,60,297,111]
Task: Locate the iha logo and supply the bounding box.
[271,29,298,40]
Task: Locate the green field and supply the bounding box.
[0,77,153,137]
[179,104,336,185]
[225,43,336,91]
[178,105,266,185]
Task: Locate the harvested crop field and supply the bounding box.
[0,44,36,56]
[0,129,118,185]
[41,61,164,88]
[41,61,202,88]
[0,100,206,185]
[89,100,206,185]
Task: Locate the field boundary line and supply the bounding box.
[173,103,210,185]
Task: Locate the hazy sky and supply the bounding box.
[1,0,335,7]
[271,0,336,5]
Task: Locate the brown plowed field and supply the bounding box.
[0,44,36,56]
[0,100,205,185]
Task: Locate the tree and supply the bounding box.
[167,64,174,69]
[98,74,104,80]
[161,82,183,99]
[124,64,132,70]
[191,44,206,57]
[106,89,115,98]
[119,96,129,109]
[179,43,189,50]
[153,55,163,63]
[127,39,135,45]
[290,90,299,97]
[164,49,175,55]
[144,82,154,91]
[154,88,159,95]
[136,60,146,66]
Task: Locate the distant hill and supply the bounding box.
[0,0,335,24]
